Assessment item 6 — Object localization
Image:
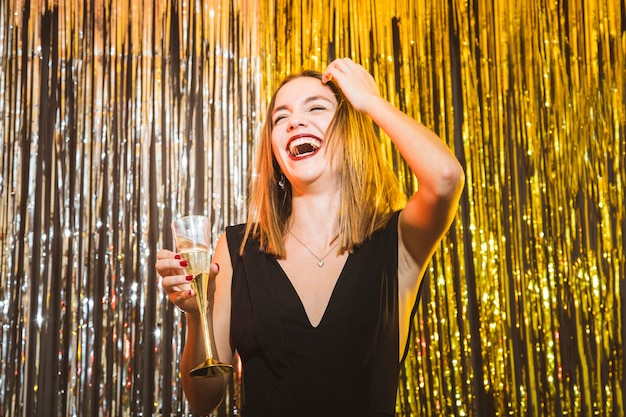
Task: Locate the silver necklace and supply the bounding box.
[289,231,339,267]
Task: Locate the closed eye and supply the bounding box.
[273,114,288,125]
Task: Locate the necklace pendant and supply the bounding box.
[317,260,324,267]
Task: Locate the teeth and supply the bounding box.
[288,137,321,156]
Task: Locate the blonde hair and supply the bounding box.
[242,70,406,257]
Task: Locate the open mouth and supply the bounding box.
[287,135,322,159]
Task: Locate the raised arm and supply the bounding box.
[323,58,465,354]
[324,58,464,267]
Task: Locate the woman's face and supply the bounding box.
[270,76,339,192]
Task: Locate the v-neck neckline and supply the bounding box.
[272,254,351,329]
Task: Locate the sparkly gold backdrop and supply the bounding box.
[0,0,624,416]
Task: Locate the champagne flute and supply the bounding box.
[171,215,233,378]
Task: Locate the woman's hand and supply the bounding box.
[322,57,382,114]
[156,249,200,314]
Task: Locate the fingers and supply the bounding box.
[156,248,192,307]
[156,249,222,314]
[209,261,220,279]
[322,58,358,81]
[323,58,347,83]
[160,271,199,313]
[322,58,380,113]
[156,248,177,260]
[155,249,188,277]
[322,58,372,90]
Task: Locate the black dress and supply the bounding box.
[226,212,402,417]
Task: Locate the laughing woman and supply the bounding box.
[156,58,464,417]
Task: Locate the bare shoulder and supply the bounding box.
[213,233,233,278]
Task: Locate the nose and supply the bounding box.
[286,112,307,131]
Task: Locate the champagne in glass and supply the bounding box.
[171,215,233,378]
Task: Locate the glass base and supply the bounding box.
[189,359,233,378]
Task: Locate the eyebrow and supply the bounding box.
[272,95,335,115]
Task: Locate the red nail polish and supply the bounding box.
[215,263,220,272]
[185,275,193,281]
[174,254,182,260]
[180,260,188,267]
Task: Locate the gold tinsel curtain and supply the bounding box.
[0,0,623,416]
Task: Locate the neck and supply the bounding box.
[289,193,340,242]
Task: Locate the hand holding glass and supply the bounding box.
[171,215,233,378]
